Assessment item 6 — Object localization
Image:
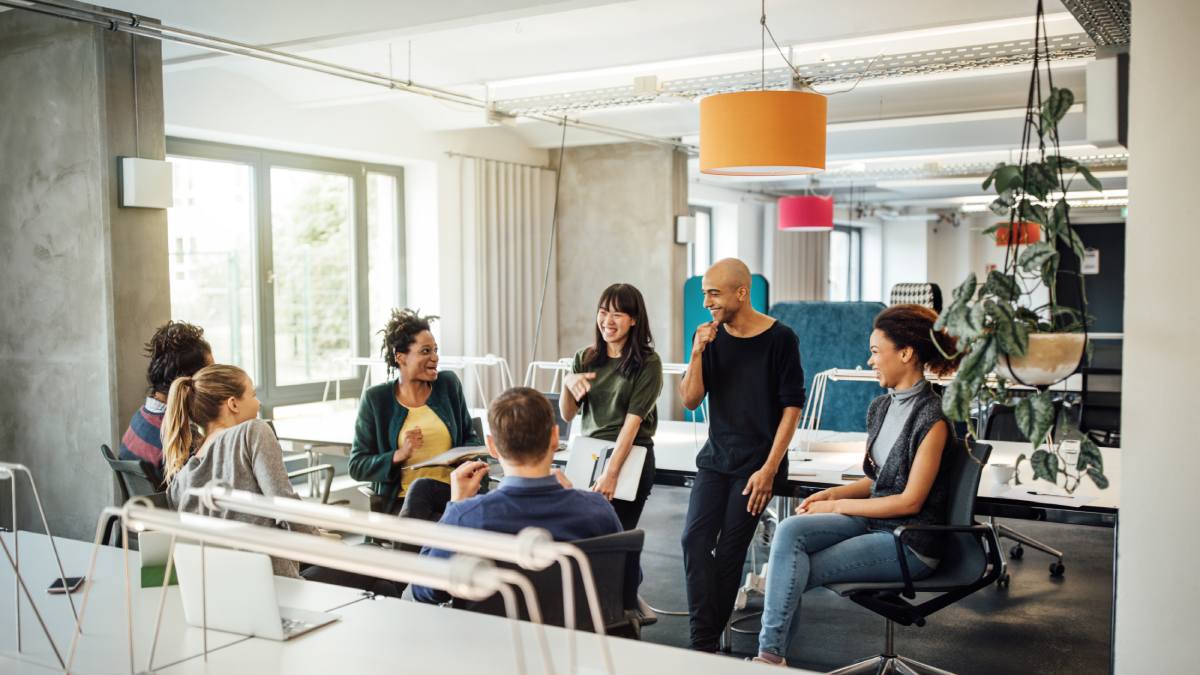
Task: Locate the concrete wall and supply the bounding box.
[1115,0,1200,670]
[554,143,688,410]
[0,11,169,538]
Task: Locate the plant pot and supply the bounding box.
[995,333,1086,386]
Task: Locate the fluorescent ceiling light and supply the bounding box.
[483,13,1080,90]
[877,170,1126,189]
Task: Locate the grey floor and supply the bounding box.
[634,485,1114,675]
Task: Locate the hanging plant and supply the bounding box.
[935,0,1108,493]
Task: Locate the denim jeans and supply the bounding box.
[757,513,935,657]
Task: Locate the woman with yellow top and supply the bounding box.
[349,309,483,523]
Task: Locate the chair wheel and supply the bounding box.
[1049,562,1065,577]
[1009,545,1024,560]
[997,573,1010,588]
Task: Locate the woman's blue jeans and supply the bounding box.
[756,513,934,658]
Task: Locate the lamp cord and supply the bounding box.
[529,117,569,368]
[759,1,881,96]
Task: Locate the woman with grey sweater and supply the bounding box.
[753,304,962,666]
[163,364,319,578]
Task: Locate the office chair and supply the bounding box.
[825,440,1001,674]
[99,444,168,546]
[980,400,1068,582]
[451,529,651,639]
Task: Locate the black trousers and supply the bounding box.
[610,446,655,531]
[680,468,760,652]
[394,478,453,553]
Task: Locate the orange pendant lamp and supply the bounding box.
[698,1,827,176]
[995,220,1041,246]
[700,89,827,175]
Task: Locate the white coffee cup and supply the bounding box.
[986,463,1016,486]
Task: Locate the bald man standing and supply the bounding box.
[678,258,805,652]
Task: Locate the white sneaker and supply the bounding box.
[749,655,788,667]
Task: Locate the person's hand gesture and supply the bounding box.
[795,488,835,514]
[691,321,718,356]
[392,428,423,464]
[742,466,775,516]
[564,372,596,402]
[591,471,619,501]
[450,460,489,502]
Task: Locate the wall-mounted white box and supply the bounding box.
[120,157,174,209]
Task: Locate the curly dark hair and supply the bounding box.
[873,304,961,377]
[380,308,439,376]
[144,321,212,395]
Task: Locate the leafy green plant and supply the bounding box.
[934,8,1108,493]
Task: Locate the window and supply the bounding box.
[829,225,863,301]
[688,205,714,278]
[166,139,404,411]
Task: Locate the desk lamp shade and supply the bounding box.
[778,195,834,231]
[995,220,1041,245]
[699,90,827,176]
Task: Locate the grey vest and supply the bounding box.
[862,388,954,559]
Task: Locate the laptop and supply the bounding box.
[562,436,647,501]
[172,542,340,641]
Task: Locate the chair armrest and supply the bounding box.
[287,464,335,504]
[890,523,1002,599]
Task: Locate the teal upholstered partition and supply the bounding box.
[681,274,769,422]
[768,301,886,432]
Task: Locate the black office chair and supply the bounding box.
[451,530,651,639]
[825,440,1001,675]
[980,400,1068,579]
[99,444,169,546]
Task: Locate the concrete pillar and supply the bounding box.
[1114,1,1200,671]
[554,143,689,412]
[0,8,169,539]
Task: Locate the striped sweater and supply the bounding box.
[119,397,167,487]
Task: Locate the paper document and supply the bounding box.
[786,452,859,475]
[407,446,489,470]
[997,486,1098,508]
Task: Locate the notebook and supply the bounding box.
[562,436,647,502]
[406,446,490,470]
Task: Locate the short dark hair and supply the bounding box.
[487,387,555,464]
[380,308,438,376]
[144,321,212,395]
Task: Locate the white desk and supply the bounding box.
[1,532,819,675]
[156,590,820,675]
[0,532,369,674]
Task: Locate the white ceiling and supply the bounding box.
[92,0,1125,205]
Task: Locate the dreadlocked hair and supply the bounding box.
[380,308,439,377]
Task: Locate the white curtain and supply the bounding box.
[461,158,559,404]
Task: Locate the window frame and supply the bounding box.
[831,224,864,301]
[688,204,715,278]
[166,138,406,414]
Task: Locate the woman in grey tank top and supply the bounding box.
[753,305,961,666]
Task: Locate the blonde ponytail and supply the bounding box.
[161,364,250,484]
[162,376,195,483]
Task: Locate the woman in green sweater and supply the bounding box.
[560,283,663,530]
[349,309,482,521]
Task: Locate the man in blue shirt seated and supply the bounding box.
[411,387,623,604]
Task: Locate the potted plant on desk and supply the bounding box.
[935,2,1108,494]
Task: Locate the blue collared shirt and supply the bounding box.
[411,474,623,604]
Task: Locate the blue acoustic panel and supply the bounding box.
[681,274,769,422]
[769,301,887,432]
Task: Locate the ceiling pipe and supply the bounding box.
[0,0,693,151]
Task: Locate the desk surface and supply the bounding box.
[1,532,819,675]
[156,585,819,675]
[274,408,1120,520]
[0,532,367,674]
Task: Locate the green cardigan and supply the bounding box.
[348,371,483,514]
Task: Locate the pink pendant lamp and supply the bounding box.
[778,195,834,231]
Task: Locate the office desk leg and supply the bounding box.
[1109,517,1119,675]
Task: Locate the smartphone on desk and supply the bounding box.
[47,576,85,594]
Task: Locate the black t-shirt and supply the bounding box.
[696,320,806,490]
